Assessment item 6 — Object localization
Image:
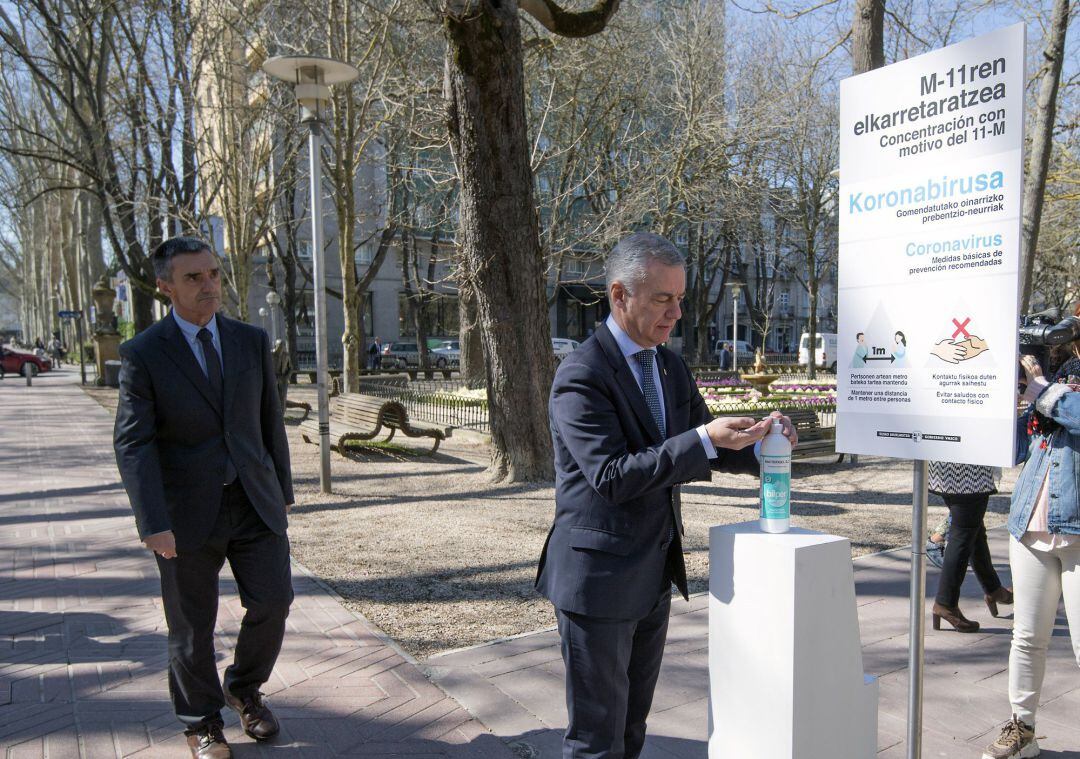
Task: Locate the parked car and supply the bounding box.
[430,340,460,369]
[2,347,51,376]
[381,340,420,369]
[552,338,580,359]
[712,339,755,367]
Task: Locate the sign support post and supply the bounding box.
[906,460,928,759]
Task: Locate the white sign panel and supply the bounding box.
[837,24,1025,467]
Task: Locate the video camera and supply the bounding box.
[1019,309,1080,372]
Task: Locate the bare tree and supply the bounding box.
[1020,0,1073,312]
[0,0,208,331]
[441,0,621,482]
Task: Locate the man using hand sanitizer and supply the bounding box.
[760,417,793,533]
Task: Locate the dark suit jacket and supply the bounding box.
[113,311,293,552]
[535,323,756,619]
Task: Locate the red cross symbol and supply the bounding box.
[951,317,971,339]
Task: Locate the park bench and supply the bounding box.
[784,408,844,464]
[715,408,844,464]
[299,392,452,455]
[285,399,311,420]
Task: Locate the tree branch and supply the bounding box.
[518,0,621,39]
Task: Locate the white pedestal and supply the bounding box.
[708,522,877,759]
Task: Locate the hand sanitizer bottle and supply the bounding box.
[759,421,791,533]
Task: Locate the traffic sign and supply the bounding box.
[57,310,82,319]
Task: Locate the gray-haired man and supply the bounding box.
[536,232,797,758]
[114,237,294,759]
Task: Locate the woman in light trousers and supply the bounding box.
[982,331,1080,759]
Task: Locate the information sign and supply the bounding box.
[837,24,1025,467]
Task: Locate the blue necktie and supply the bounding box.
[635,349,676,545]
[634,349,666,438]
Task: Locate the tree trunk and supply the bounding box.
[458,274,484,385]
[445,4,555,481]
[1019,0,1070,313]
[851,0,885,76]
[339,240,362,393]
[283,255,299,368]
[806,282,818,381]
[131,284,155,332]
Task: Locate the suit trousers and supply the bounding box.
[933,493,1003,607]
[555,588,672,759]
[155,481,293,731]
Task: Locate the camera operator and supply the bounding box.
[982,302,1080,759]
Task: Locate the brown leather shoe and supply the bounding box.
[932,602,980,633]
[985,586,1014,617]
[185,724,231,759]
[225,690,280,741]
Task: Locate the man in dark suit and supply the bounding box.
[114,237,294,759]
[536,232,796,759]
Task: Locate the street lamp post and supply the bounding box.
[263,55,358,494]
[258,306,268,333]
[730,280,743,374]
[265,290,281,346]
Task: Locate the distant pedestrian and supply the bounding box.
[49,336,64,367]
[368,336,382,370]
[719,342,732,370]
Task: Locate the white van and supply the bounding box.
[798,332,838,370]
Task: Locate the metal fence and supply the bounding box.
[350,373,837,436]
[356,377,490,433]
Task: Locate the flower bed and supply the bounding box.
[700,377,836,415]
[419,387,488,407]
[705,396,837,415]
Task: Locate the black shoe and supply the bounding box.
[225,690,280,741]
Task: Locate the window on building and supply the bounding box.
[356,243,373,266]
[297,241,312,260]
[564,257,584,277]
[778,290,790,309]
[364,293,375,337]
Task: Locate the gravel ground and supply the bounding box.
[85,383,1019,660]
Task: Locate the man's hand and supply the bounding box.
[285,503,293,514]
[144,531,177,560]
[705,416,772,450]
[763,410,798,449]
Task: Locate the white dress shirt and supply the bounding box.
[172,311,223,380]
[605,315,717,459]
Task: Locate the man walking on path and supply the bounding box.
[536,232,796,758]
[113,236,294,759]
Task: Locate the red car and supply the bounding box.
[1,348,52,376]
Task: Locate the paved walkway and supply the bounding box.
[0,370,513,758]
[429,536,1080,758]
